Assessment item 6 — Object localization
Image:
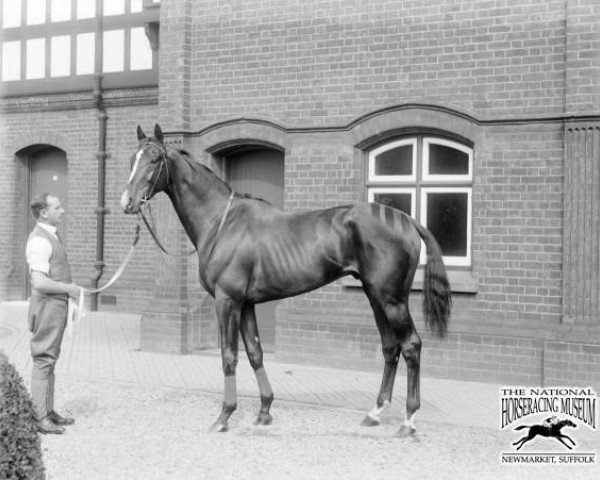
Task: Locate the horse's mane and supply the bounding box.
[169,147,271,205]
[170,147,223,181]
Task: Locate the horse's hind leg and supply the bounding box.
[512,436,528,450]
[240,303,274,426]
[398,325,422,437]
[210,293,242,432]
[361,341,400,427]
[361,290,407,429]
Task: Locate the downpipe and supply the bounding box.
[90,3,108,311]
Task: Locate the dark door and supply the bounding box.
[25,146,68,297]
[226,148,284,352]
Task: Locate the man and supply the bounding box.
[26,193,81,434]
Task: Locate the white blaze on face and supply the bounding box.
[128,149,144,184]
[120,190,130,210]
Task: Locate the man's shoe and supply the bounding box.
[37,417,65,434]
[48,411,75,426]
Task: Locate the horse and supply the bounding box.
[121,124,451,436]
[512,418,577,451]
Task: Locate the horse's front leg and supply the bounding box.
[240,303,274,426]
[556,435,574,450]
[210,293,242,433]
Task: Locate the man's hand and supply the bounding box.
[30,271,82,298]
[67,284,81,300]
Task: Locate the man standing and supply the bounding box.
[26,193,81,434]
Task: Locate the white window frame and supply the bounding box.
[420,186,472,267]
[423,137,473,182]
[368,138,417,183]
[367,187,416,218]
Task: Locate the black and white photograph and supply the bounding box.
[0,1,599,479]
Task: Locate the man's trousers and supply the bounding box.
[29,295,68,420]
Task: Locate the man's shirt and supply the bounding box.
[26,222,59,275]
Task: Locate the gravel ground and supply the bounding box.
[38,377,597,480]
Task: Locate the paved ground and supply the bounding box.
[2,301,599,479]
[0,300,498,430]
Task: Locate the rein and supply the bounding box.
[140,190,236,259]
[84,222,141,294]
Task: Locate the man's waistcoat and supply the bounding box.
[28,226,72,298]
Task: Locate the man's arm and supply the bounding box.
[30,271,80,299]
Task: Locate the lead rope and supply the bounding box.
[66,222,141,336]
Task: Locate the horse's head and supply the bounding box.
[121,124,170,214]
[563,419,577,428]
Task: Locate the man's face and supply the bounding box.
[40,196,65,226]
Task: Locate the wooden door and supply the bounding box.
[226,148,284,352]
[25,147,68,296]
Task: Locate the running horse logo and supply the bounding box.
[512,416,577,451]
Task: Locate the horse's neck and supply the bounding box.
[165,155,231,248]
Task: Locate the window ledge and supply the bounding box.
[340,268,478,294]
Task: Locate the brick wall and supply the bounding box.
[3,0,600,386]
[545,342,600,391]
[0,98,159,313]
[190,0,566,127]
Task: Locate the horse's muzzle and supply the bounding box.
[120,190,136,214]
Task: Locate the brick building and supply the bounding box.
[1,0,599,389]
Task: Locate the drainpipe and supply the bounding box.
[90,0,108,311]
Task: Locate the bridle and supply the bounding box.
[139,142,170,203]
[132,142,235,259]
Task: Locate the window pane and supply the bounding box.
[130,27,152,70]
[26,38,45,79]
[103,0,124,16]
[27,0,46,25]
[426,192,468,257]
[76,33,95,74]
[373,192,412,216]
[2,41,21,80]
[51,36,70,77]
[3,0,22,28]
[103,30,124,72]
[131,0,143,12]
[428,143,469,175]
[374,145,413,176]
[51,0,71,22]
[77,0,95,18]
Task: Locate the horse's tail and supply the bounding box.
[514,425,531,431]
[411,220,451,338]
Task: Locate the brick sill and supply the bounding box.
[340,268,478,294]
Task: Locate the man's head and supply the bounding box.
[30,193,65,226]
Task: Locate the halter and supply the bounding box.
[132,142,236,259]
[140,142,170,203]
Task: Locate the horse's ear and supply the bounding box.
[154,124,164,144]
[136,125,146,141]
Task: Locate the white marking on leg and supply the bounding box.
[367,400,390,423]
[128,150,143,183]
[403,411,417,430]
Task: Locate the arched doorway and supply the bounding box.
[22,145,68,297]
[224,146,285,352]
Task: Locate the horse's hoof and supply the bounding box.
[209,422,229,433]
[254,413,273,426]
[361,415,380,427]
[397,425,416,437]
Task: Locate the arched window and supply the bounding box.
[367,136,473,267]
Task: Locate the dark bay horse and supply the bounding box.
[121,124,451,436]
